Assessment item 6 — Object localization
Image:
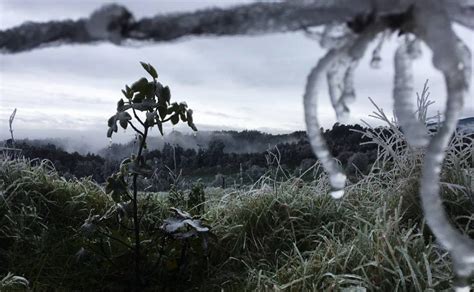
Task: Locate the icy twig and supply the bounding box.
[304,26,379,198]
[413,0,474,289]
[393,37,429,147]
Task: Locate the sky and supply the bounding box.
[0,0,473,151]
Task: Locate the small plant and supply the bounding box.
[188,180,206,215]
[160,207,213,282]
[168,181,206,216]
[80,62,198,290]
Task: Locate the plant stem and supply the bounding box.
[132,125,148,290]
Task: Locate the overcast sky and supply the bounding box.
[1,0,473,151]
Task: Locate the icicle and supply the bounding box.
[304,48,346,198]
[370,32,385,69]
[406,37,422,60]
[327,56,351,123]
[393,38,429,147]
[413,0,474,288]
[456,37,472,88]
[319,25,353,49]
[304,25,378,198]
[341,61,357,105]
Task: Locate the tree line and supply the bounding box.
[11,123,384,189]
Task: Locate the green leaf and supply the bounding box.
[117,99,125,111]
[143,82,155,100]
[107,115,116,127]
[188,121,198,132]
[179,102,188,112]
[146,111,155,126]
[170,114,179,125]
[119,119,128,129]
[107,127,114,138]
[133,92,145,103]
[117,112,132,129]
[126,85,133,95]
[187,109,197,131]
[167,102,178,114]
[105,173,128,203]
[162,86,171,104]
[155,118,163,136]
[158,105,167,120]
[131,77,148,92]
[140,62,158,79]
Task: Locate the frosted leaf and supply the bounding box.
[393,39,429,147]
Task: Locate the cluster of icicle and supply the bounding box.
[303,1,473,290]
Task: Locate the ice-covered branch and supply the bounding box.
[304,25,380,198]
[393,37,429,147]
[1,0,474,53]
[412,0,474,290]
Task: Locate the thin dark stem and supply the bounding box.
[96,228,133,249]
[132,125,148,290]
[132,107,145,127]
[128,121,144,136]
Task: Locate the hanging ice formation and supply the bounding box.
[303,1,474,290]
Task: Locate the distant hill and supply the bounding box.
[98,130,308,161]
[457,117,474,134]
[426,116,474,134]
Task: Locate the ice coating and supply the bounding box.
[413,0,474,288]
[304,48,347,198]
[304,26,378,198]
[85,4,133,44]
[327,56,352,123]
[341,61,357,105]
[393,38,429,147]
[370,33,385,69]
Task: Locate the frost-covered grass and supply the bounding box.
[1,149,473,291]
[1,89,473,290]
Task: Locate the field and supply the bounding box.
[1,127,473,291]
